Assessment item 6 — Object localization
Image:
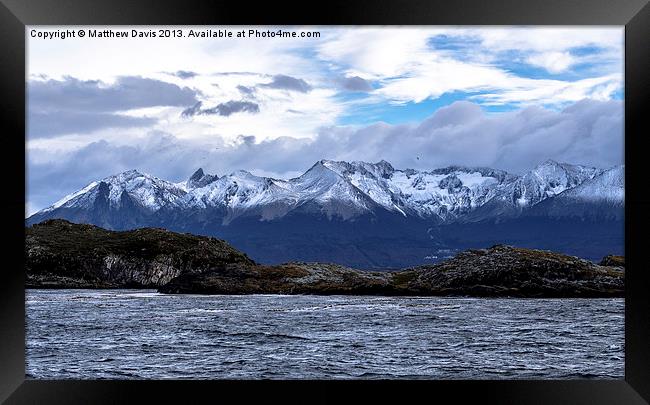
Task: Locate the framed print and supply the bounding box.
[1,0,649,403]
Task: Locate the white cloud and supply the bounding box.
[313,27,622,106]
[475,74,621,106]
[465,27,622,53]
[317,28,434,79]
[526,51,575,73]
[375,57,505,103]
[369,57,621,107]
[28,26,623,124]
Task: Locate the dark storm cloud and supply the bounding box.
[260,74,312,93]
[181,101,203,117]
[28,100,623,214]
[212,71,261,76]
[236,135,257,145]
[28,111,157,138]
[237,85,255,96]
[29,76,199,113]
[203,101,260,116]
[28,76,199,137]
[181,101,260,117]
[172,70,198,79]
[338,76,373,92]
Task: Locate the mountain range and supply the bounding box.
[27,159,624,269]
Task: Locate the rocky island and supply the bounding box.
[26,219,624,297]
[26,219,253,288]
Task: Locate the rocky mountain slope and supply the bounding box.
[26,220,624,297]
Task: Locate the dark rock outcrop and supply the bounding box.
[26,219,253,288]
[159,262,395,295]
[402,245,624,297]
[26,221,624,297]
[159,245,624,297]
[599,255,625,268]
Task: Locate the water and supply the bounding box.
[25,290,624,379]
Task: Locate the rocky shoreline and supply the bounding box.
[26,220,624,297]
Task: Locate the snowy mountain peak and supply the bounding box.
[187,168,218,189]
[231,169,257,178]
[109,169,146,181]
[318,159,347,173]
[40,169,187,215]
[189,168,205,180]
[318,159,396,181]
[508,160,603,207]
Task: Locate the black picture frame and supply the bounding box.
[1,0,649,403]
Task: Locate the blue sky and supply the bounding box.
[26,26,624,215]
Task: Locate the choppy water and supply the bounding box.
[26,290,624,379]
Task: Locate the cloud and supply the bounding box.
[465,27,622,54]
[180,101,203,117]
[28,99,623,214]
[26,28,623,148]
[373,60,620,106]
[318,29,433,79]
[181,100,260,117]
[27,27,623,131]
[28,111,157,138]
[338,76,373,92]
[205,101,260,116]
[172,70,198,79]
[260,74,312,93]
[316,27,622,106]
[29,76,199,112]
[237,85,255,95]
[28,75,199,137]
[526,51,575,74]
[426,28,622,75]
[474,74,621,106]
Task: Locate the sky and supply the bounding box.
[26,26,624,215]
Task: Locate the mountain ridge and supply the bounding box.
[27,159,624,268]
[29,158,623,225]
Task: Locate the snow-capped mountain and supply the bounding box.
[27,159,624,268]
[29,170,187,229]
[552,165,624,203]
[317,160,515,219]
[29,159,621,226]
[144,159,531,224]
[526,165,624,220]
[172,169,301,223]
[509,159,604,207]
[41,170,185,213]
[459,159,605,222]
